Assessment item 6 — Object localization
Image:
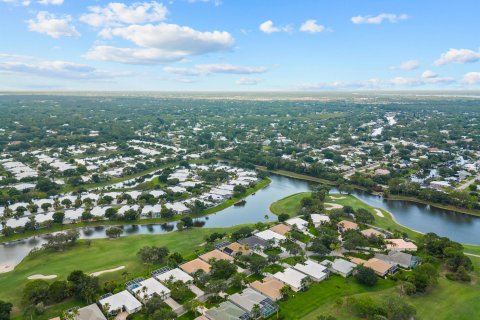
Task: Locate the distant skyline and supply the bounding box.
[1,0,480,91]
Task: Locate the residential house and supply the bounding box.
[229,288,278,319]
[374,251,420,269]
[386,239,418,251]
[273,268,308,292]
[249,277,284,301]
[98,291,142,315]
[292,259,329,282]
[180,259,211,275]
[320,258,356,278]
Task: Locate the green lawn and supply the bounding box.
[269,192,309,217]
[0,226,247,318]
[277,275,395,320]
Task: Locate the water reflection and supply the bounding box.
[2,174,480,269]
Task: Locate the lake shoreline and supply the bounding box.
[266,169,480,218]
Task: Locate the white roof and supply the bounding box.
[292,259,328,279]
[155,268,193,284]
[6,216,30,228]
[132,278,170,299]
[255,229,286,242]
[64,208,83,220]
[273,268,308,289]
[311,214,330,224]
[285,217,309,230]
[35,212,54,223]
[322,258,356,275]
[99,291,141,313]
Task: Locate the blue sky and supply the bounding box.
[0,0,480,91]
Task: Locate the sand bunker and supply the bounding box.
[0,264,14,274]
[28,274,57,280]
[325,203,344,210]
[374,209,385,217]
[329,196,346,200]
[90,266,125,277]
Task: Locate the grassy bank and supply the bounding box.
[0,177,271,244]
[0,226,247,318]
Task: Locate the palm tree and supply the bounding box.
[280,285,292,301]
[251,304,261,319]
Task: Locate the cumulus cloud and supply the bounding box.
[299,19,325,33]
[421,70,437,79]
[434,48,480,65]
[163,63,268,76]
[27,11,80,38]
[463,72,480,85]
[236,77,262,85]
[38,0,63,5]
[351,13,408,24]
[86,23,234,64]
[0,54,128,79]
[391,60,420,70]
[80,1,167,27]
[259,20,292,34]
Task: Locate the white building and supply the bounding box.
[155,268,194,284]
[311,214,330,227]
[292,259,329,282]
[99,291,142,314]
[285,217,309,231]
[254,230,286,245]
[132,278,171,302]
[273,268,308,292]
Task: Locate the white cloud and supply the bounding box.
[259,20,292,34]
[351,13,408,24]
[391,60,420,70]
[80,1,167,27]
[164,64,268,76]
[84,46,186,64]
[1,0,30,6]
[300,19,325,33]
[0,54,127,79]
[236,77,262,85]
[463,72,480,85]
[434,48,480,65]
[38,0,63,5]
[27,11,80,38]
[86,23,234,64]
[421,70,437,79]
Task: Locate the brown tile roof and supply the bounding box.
[199,250,234,262]
[180,259,211,274]
[249,277,284,301]
[363,258,393,276]
[225,242,251,255]
[361,228,384,238]
[269,223,292,236]
[386,239,418,251]
[338,220,358,230]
